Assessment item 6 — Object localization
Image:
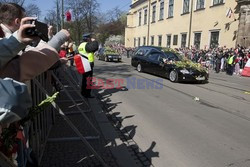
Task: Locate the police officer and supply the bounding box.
[78,33,98,98]
[226,51,236,75]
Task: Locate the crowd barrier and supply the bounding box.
[1,66,109,166]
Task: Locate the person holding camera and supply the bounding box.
[0,3,40,68]
[0,3,71,82]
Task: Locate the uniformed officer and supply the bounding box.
[78,33,98,98]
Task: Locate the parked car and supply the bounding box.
[131,46,209,83]
[97,47,122,62]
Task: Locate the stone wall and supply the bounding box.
[237,2,250,48]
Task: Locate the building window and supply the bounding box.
[194,32,201,49]
[168,0,174,17]
[143,37,146,45]
[183,0,190,14]
[158,35,162,46]
[213,0,224,5]
[196,0,205,9]
[138,37,141,46]
[167,35,171,47]
[134,38,136,47]
[138,11,142,26]
[152,5,156,23]
[210,31,219,48]
[159,1,164,20]
[151,36,155,45]
[181,33,187,48]
[173,35,178,45]
[144,9,148,25]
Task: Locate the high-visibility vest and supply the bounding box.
[78,42,95,63]
[228,55,235,65]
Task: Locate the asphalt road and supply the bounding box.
[93,57,250,167]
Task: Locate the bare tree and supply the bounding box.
[44,10,57,26]
[82,0,99,32]
[95,7,127,44]
[106,7,124,22]
[25,3,41,18]
[65,0,100,44]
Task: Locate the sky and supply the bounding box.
[24,0,131,19]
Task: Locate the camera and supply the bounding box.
[25,20,49,42]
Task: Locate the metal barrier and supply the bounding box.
[1,66,109,166]
[0,71,56,167]
[29,71,56,164]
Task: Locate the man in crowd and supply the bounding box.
[0,2,71,124]
[0,3,70,82]
[78,33,98,98]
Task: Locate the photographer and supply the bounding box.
[0,3,71,82]
[0,4,39,68]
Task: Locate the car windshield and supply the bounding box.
[162,51,182,61]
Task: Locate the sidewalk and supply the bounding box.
[40,67,139,167]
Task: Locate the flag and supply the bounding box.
[226,8,233,18]
[74,54,91,74]
[65,11,72,22]
[241,59,250,77]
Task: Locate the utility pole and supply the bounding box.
[61,0,64,29]
[56,0,60,32]
[188,0,194,48]
[147,0,151,45]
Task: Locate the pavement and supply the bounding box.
[40,64,141,167]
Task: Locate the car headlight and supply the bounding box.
[108,56,112,58]
[180,69,190,74]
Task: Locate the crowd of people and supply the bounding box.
[175,46,250,75]
[103,43,250,76]
[0,2,100,165]
[0,3,74,166]
[101,43,250,76]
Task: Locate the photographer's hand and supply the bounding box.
[48,25,53,39]
[48,29,71,51]
[17,17,40,44]
[60,29,70,40]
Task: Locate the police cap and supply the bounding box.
[82,33,92,39]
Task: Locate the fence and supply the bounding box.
[29,72,56,164]
[0,71,56,166]
[1,65,110,166]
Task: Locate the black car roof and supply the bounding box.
[137,46,177,53]
[137,46,161,50]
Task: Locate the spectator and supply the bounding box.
[0,3,71,82]
[234,54,241,75]
[0,78,31,125]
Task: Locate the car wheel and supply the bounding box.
[105,57,108,62]
[169,70,178,82]
[137,63,143,72]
